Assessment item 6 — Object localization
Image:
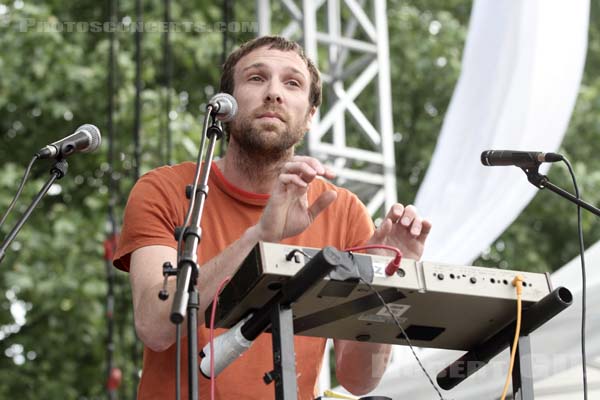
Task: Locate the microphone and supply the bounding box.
[36,124,102,160]
[200,315,253,378]
[207,93,237,122]
[199,247,353,378]
[481,150,563,168]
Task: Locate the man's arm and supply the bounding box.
[129,225,263,352]
[333,340,392,395]
[334,203,431,394]
[129,156,337,352]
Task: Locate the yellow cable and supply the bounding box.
[322,390,359,399]
[499,275,524,400]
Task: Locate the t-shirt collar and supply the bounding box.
[210,162,270,206]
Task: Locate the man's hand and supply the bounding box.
[368,204,432,260]
[256,156,337,242]
[334,204,431,393]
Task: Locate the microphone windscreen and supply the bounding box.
[77,124,102,153]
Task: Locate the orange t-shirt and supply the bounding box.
[114,162,374,400]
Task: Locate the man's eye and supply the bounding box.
[287,80,300,87]
[249,76,263,82]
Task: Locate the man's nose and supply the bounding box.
[264,80,283,104]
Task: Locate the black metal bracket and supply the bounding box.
[267,304,298,400]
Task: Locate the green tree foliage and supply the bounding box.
[0,0,598,398]
[0,1,237,398]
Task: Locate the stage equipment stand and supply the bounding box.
[159,109,223,400]
[0,159,68,263]
[437,287,573,400]
[522,165,600,217]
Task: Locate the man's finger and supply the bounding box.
[279,173,308,188]
[399,205,418,226]
[283,161,320,184]
[290,156,335,179]
[385,204,405,223]
[420,220,433,238]
[320,165,336,180]
[290,156,325,174]
[307,190,337,221]
[410,218,422,236]
[370,218,392,244]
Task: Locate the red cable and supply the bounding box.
[344,244,403,276]
[209,276,231,400]
[207,245,399,398]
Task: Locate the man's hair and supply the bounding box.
[219,36,322,109]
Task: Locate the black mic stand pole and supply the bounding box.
[521,166,600,217]
[0,159,68,263]
[167,110,223,400]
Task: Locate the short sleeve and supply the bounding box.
[113,166,187,272]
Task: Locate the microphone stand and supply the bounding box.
[0,159,68,263]
[521,165,600,217]
[521,162,595,400]
[162,109,223,400]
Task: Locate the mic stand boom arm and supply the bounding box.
[522,166,600,218]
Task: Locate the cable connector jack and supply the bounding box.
[385,253,403,276]
[344,244,403,277]
[512,274,524,295]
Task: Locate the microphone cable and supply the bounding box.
[175,324,181,400]
[358,277,445,400]
[0,155,38,230]
[307,245,445,399]
[562,156,588,400]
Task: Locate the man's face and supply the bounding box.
[228,46,315,158]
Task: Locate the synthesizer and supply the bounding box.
[210,242,553,351]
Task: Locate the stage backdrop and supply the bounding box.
[414,0,589,265]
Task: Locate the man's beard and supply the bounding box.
[225,112,308,185]
[229,113,307,163]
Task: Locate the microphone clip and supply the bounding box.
[521,165,549,190]
[50,159,69,179]
[206,120,224,140]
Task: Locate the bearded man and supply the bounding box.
[114,35,432,400]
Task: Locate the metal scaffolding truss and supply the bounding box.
[256,0,397,217]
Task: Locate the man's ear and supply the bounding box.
[305,106,317,131]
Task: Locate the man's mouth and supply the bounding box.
[257,112,284,122]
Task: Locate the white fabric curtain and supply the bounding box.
[414,0,589,265]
